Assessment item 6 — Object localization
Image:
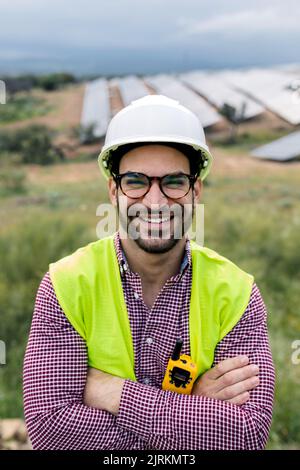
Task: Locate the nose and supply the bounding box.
[143,179,168,207]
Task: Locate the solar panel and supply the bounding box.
[251,131,300,161]
[180,71,264,121]
[222,68,300,125]
[117,75,150,107]
[145,74,222,128]
[80,78,110,139]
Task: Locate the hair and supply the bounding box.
[105,142,205,179]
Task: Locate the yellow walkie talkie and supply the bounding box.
[162,338,198,395]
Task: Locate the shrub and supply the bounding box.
[71,123,100,144]
[0,125,65,165]
[36,73,76,91]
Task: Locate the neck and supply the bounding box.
[119,235,187,286]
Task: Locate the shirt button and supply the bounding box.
[134,292,139,300]
[142,377,150,385]
[146,337,153,345]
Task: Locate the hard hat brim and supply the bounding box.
[98,137,213,181]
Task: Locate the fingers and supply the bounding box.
[228,392,250,406]
[216,364,260,392]
[216,375,260,402]
[206,355,250,380]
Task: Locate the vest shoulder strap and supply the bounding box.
[49,235,115,340]
[190,240,254,345]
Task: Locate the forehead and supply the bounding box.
[119,144,190,174]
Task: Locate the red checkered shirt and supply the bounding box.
[23,232,275,450]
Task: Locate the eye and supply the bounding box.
[163,175,188,188]
[122,174,148,188]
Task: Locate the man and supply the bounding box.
[23,95,275,450]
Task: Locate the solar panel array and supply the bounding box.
[80,66,300,151]
[145,74,222,128]
[251,130,300,161]
[117,75,150,106]
[80,78,110,139]
[180,71,264,121]
[221,68,300,125]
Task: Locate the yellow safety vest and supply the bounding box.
[49,234,253,380]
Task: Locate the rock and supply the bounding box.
[3,439,20,450]
[0,419,32,450]
[0,419,23,441]
[16,421,28,443]
[19,441,32,450]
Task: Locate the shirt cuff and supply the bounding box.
[116,379,160,441]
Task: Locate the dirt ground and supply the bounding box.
[210,146,300,179]
[24,142,300,189]
[2,84,85,131]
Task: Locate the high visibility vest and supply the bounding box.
[49,234,253,379]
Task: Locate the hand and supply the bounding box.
[83,368,125,416]
[192,355,259,405]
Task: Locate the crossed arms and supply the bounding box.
[23,273,275,450]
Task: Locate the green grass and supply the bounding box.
[0,156,299,449]
[0,92,51,123]
[0,211,94,417]
[0,165,27,197]
[203,173,300,448]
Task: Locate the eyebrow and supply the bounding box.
[122,170,188,176]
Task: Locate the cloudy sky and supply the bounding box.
[0,0,299,75]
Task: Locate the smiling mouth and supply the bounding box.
[137,213,176,224]
[140,216,171,223]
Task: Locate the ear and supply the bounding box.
[108,177,118,207]
[193,178,202,204]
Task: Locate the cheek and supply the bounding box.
[117,195,138,216]
[171,195,193,212]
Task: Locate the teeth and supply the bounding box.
[141,217,170,223]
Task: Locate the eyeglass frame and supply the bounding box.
[113,171,197,200]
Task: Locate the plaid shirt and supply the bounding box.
[23,233,275,450]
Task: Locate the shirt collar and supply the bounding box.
[114,231,191,279]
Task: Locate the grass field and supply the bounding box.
[1,86,300,449]
[0,92,51,124]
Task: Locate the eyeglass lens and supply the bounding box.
[120,173,191,199]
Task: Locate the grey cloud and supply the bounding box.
[0,0,299,74]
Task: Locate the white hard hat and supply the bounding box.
[98,95,213,180]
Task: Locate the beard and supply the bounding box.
[117,195,195,254]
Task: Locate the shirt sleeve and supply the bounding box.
[116,283,275,450]
[23,272,139,450]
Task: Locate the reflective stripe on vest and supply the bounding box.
[49,234,254,380]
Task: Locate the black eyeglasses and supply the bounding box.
[114,172,196,199]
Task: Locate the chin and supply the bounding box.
[134,237,179,254]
